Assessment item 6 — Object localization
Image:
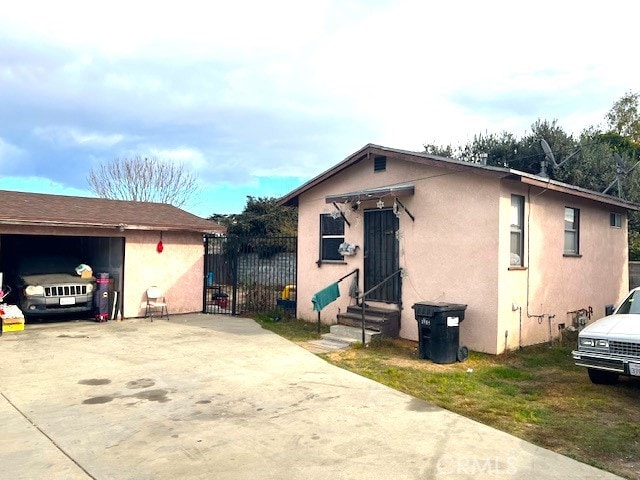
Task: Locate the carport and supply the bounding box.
[1,234,125,317]
[0,190,224,321]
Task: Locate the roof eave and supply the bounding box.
[511,173,640,211]
[279,143,640,212]
[0,219,226,234]
[279,143,375,206]
[278,144,513,206]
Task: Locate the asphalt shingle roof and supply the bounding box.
[0,190,225,234]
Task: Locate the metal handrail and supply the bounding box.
[316,268,359,333]
[357,268,403,344]
[337,268,359,285]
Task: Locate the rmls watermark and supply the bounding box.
[435,454,518,476]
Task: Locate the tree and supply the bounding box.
[87,156,199,207]
[421,93,640,259]
[606,91,640,144]
[425,119,578,177]
[423,142,455,157]
[553,129,616,192]
[210,196,298,258]
[210,196,297,237]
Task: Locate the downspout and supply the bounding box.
[525,185,553,338]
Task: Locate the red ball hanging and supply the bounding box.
[156,240,164,253]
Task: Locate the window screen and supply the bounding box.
[564,207,580,254]
[510,195,524,266]
[610,212,622,228]
[320,214,345,261]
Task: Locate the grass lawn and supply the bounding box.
[254,316,640,479]
[253,314,330,342]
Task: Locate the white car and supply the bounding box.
[572,287,640,384]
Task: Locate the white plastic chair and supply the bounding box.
[145,286,169,321]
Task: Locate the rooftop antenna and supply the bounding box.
[538,139,580,178]
[602,152,640,198]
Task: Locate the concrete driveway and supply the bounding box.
[0,314,620,480]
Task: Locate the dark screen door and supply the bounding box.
[364,209,399,303]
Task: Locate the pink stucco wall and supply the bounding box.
[123,230,204,318]
[497,181,628,351]
[296,155,630,354]
[297,156,502,353]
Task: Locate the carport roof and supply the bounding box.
[0,190,225,234]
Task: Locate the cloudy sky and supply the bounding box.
[1,1,639,217]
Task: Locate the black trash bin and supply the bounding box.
[412,302,468,364]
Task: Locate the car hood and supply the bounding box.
[18,273,95,285]
[581,314,640,341]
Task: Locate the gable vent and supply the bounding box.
[374,156,387,172]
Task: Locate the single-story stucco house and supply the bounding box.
[0,190,224,319]
[280,144,640,354]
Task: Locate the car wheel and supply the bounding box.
[587,368,619,385]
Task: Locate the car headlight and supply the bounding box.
[86,283,94,293]
[579,338,595,347]
[25,285,45,296]
[579,338,609,349]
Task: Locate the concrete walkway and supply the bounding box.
[0,314,621,479]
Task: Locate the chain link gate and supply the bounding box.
[203,235,297,317]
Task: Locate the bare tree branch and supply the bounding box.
[87,156,199,208]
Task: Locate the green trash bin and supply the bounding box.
[412,302,468,364]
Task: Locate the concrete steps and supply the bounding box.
[301,325,381,354]
[327,324,380,344]
[337,305,400,338]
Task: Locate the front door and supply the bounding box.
[364,209,400,303]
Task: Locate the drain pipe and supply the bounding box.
[361,302,366,344]
[512,303,523,350]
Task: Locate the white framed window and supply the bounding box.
[510,195,524,266]
[320,214,345,261]
[564,207,580,255]
[610,212,622,228]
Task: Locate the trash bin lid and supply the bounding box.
[412,301,467,317]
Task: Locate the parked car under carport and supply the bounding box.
[12,256,96,317]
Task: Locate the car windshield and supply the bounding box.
[615,290,640,314]
[16,256,81,276]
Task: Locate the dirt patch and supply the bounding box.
[132,389,170,403]
[83,396,114,404]
[126,378,156,389]
[78,378,111,386]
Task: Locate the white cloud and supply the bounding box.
[0,137,25,163]
[33,126,125,147]
[0,0,331,60]
[145,147,207,170]
[1,0,640,212]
